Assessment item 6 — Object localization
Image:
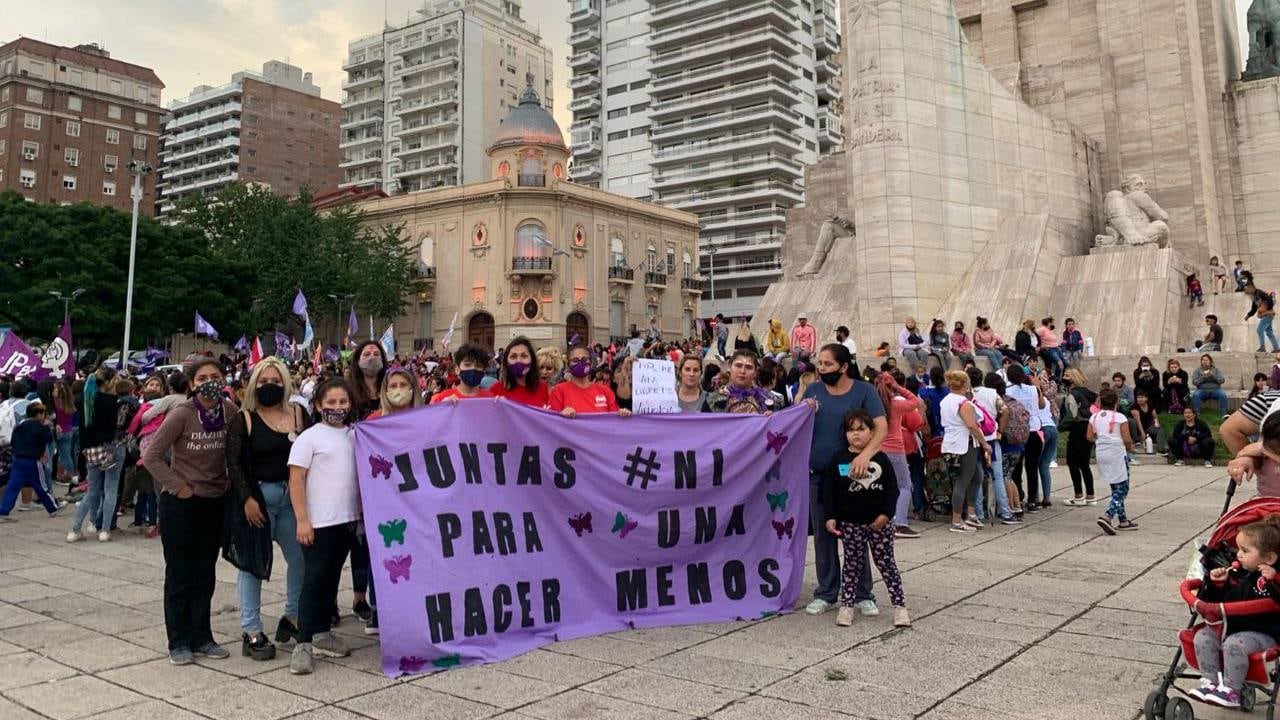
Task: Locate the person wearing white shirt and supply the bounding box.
[968,368,1020,524]
[837,325,858,364]
[1002,365,1046,511]
[939,371,990,534]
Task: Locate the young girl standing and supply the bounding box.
[821,409,911,629]
[1090,388,1138,534]
[288,379,360,675]
[1189,514,1280,708]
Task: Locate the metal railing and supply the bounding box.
[512,257,553,271]
[608,266,635,281]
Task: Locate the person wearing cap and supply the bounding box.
[791,313,817,361]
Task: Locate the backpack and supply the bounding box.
[1002,397,1031,445]
[0,399,18,447]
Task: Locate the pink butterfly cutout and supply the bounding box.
[384,554,412,584]
[369,454,392,479]
[766,431,788,455]
[620,519,638,538]
[399,655,429,673]
[567,512,593,536]
[771,517,795,539]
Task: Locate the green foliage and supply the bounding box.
[0,190,251,348]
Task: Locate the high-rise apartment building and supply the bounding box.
[340,0,554,194]
[156,61,341,218]
[567,0,842,319]
[0,38,163,215]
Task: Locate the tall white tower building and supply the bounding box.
[568,0,842,319]
[341,0,554,194]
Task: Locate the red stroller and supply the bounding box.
[1145,484,1280,719]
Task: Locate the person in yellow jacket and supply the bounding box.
[766,318,790,361]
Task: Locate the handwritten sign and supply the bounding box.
[632,359,679,414]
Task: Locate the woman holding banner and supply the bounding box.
[704,350,783,414]
[676,355,708,413]
[549,344,631,417]
[431,345,493,403]
[492,337,549,408]
[343,340,385,626]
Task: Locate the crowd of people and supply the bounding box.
[0,307,1278,679]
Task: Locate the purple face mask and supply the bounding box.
[508,361,531,378]
[568,359,591,378]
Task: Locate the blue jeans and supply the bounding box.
[976,348,1003,371]
[1041,347,1066,378]
[1038,425,1058,503]
[1258,315,1279,352]
[0,457,58,515]
[71,444,125,533]
[1191,388,1228,414]
[810,476,873,605]
[55,431,75,476]
[236,482,304,633]
[986,441,1014,518]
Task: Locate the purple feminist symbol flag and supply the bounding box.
[0,331,41,379]
[33,321,74,380]
[354,402,814,677]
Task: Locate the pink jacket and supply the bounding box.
[126,401,168,467]
[1035,326,1060,349]
[791,323,817,355]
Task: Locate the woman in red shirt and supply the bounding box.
[548,345,632,417]
[491,337,549,408]
[875,370,923,539]
[429,344,492,404]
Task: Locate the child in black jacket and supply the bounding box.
[0,402,60,518]
[821,409,910,629]
[1190,514,1280,708]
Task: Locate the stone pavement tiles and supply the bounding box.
[0,463,1256,719]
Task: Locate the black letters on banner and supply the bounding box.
[394,453,418,492]
[657,509,680,549]
[463,587,487,637]
[758,558,782,598]
[522,512,544,553]
[722,560,747,600]
[517,447,542,486]
[517,581,534,628]
[493,512,516,555]
[674,451,697,489]
[424,446,456,489]
[472,510,495,555]
[725,503,746,537]
[438,513,461,558]
[616,569,648,611]
[656,565,676,607]
[541,578,562,623]
[553,447,576,489]
[713,448,724,486]
[694,506,716,544]
[459,443,482,484]
[493,585,513,633]
[424,592,454,643]
[486,443,509,485]
[687,562,712,605]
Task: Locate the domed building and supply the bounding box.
[355,76,700,351]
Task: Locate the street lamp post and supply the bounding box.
[48,288,85,324]
[120,161,152,373]
[328,293,355,346]
[707,245,718,319]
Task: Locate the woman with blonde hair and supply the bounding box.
[227,356,308,660]
[938,370,990,534]
[537,347,564,388]
[612,356,636,411]
[371,367,423,418]
[675,354,707,413]
[734,320,759,355]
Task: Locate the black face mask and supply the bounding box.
[819,370,844,386]
[254,384,285,407]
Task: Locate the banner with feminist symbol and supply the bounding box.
[353,401,814,677]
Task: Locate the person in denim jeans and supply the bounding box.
[228,358,308,661]
[68,368,126,542]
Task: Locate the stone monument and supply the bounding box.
[797,215,854,277]
[1246,0,1280,80]
[1093,175,1170,249]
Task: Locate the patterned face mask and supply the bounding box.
[321,408,349,426]
[196,380,224,400]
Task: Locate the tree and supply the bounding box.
[0,190,252,349]
[176,184,421,341]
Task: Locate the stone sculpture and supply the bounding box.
[1094,174,1169,248]
[1246,0,1280,80]
[797,215,854,276]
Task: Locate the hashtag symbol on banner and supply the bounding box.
[622,446,661,489]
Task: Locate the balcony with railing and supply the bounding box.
[340,151,382,169]
[517,173,546,187]
[511,257,553,273]
[681,277,703,292]
[398,91,458,116]
[568,26,601,47]
[644,271,668,288]
[341,110,384,129]
[649,77,801,119]
[569,73,600,92]
[343,51,383,71]
[571,163,601,181]
[699,258,784,279]
[569,0,599,22]
[568,93,601,114]
[651,0,734,24]
[652,154,802,190]
[698,232,785,254]
[649,0,797,48]
[652,129,801,165]
[568,50,600,69]
[402,51,458,75]
[652,50,798,93]
[342,72,383,90]
[650,102,803,139]
[817,78,840,102]
[164,135,240,164]
[344,91,383,108]
[396,29,459,55]
[649,29,792,73]
[698,207,788,230]
[608,265,635,283]
[660,181,804,209]
[166,101,243,131]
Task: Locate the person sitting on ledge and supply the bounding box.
[1061,318,1084,368]
[1014,319,1038,363]
[927,319,952,371]
[972,317,1007,371]
[1036,317,1066,380]
[1163,358,1190,413]
[1169,407,1215,467]
[950,321,974,369]
[1111,372,1135,413]
[1197,314,1224,352]
[1190,354,1228,415]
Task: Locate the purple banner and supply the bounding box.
[353,401,814,677]
[0,331,41,379]
[35,321,74,380]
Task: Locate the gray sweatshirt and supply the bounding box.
[1192,366,1224,392]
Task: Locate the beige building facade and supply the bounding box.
[355,81,700,351]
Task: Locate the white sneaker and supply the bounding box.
[66,531,83,543]
[1204,461,1214,468]
[856,600,879,617]
[804,598,834,615]
[16,502,34,512]
[1129,457,1140,466]
[97,530,111,542]
[1049,461,1059,469]
[1175,460,1186,467]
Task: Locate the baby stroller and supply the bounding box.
[1145,482,1280,719]
[923,436,951,520]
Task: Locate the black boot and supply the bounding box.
[274,616,299,644]
[241,632,276,661]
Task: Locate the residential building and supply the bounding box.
[354,78,700,351]
[0,38,163,214]
[157,61,340,217]
[340,0,554,194]
[567,0,842,320]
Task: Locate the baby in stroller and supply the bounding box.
[1189,513,1280,708]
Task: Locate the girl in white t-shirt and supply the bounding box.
[287,378,360,675]
[1088,388,1137,535]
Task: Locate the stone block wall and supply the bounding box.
[1226,76,1280,289]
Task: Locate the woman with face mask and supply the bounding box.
[141,358,239,666]
[549,344,632,417]
[286,379,360,675]
[226,357,309,661]
[1132,356,1162,411]
[370,367,422,418]
[430,344,493,403]
[345,341,387,421]
[123,374,170,535]
[492,337,549,408]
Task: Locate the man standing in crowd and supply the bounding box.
[791,312,817,361]
[714,314,729,357]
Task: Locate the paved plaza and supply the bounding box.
[0,464,1252,720]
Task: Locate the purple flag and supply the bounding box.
[0,331,42,379]
[194,312,218,339]
[31,321,75,380]
[353,402,814,677]
[274,330,292,359]
[346,306,358,346]
[234,335,249,354]
[292,289,309,320]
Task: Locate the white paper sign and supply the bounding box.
[632,359,679,415]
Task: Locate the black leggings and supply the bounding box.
[1065,422,1095,497]
[1009,431,1043,504]
[300,523,354,643]
[159,493,225,651]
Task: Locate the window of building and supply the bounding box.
[23,113,40,130]
[646,243,657,270]
[666,245,676,274]
[607,107,628,119]
[110,79,122,95]
[136,87,148,103]
[62,175,76,190]
[135,111,147,125]
[21,141,38,159]
[683,251,693,277]
[0,87,8,101]
[69,69,84,86]
[607,130,627,141]
[64,147,79,166]
[133,135,146,150]
[607,83,627,96]
[514,221,551,258]
[104,154,118,173]
[19,169,36,188]
[107,104,121,119]
[518,156,543,187]
[0,139,4,155]
[25,88,42,103]
[106,129,119,145]
[629,80,648,91]
[606,39,627,51]
[610,236,626,267]
[67,96,81,112]
[0,111,6,128]
[102,180,116,196]
[66,120,80,137]
[630,102,648,113]
[630,127,648,137]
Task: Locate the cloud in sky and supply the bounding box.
[2,0,571,127]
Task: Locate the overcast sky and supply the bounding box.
[0,0,1255,133]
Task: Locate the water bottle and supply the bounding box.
[1145,436,1154,455]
